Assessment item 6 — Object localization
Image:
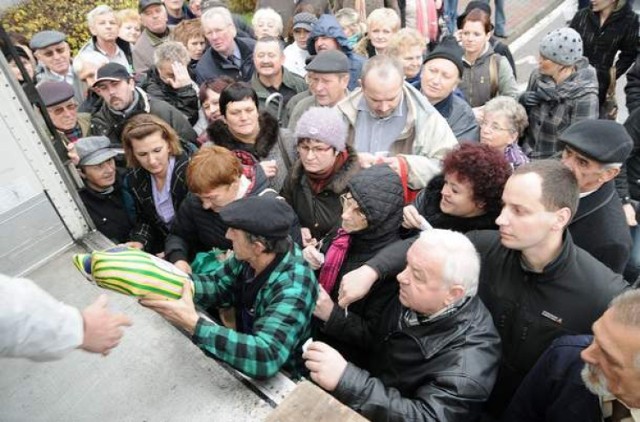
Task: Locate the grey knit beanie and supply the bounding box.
[294,107,348,151]
[539,28,583,66]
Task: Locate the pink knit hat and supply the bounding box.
[294,107,348,151]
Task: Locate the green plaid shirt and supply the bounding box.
[191,243,318,379]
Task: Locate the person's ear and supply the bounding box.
[600,166,620,184]
[552,207,572,231]
[445,284,465,305]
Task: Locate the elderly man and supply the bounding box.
[304,229,501,421]
[75,136,135,244]
[559,120,633,275]
[307,14,365,91]
[504,289,640,421]
[287,50,351,130]
[89,62,197,148]
[251,36,307,122]
[72,51,109,113]
[79,5,133,70]
[133,0,171,73]
[141,194,318,380]
[195,6,256,84]
[37,81,91,145]
[337,160,630,419]
[30,30,83,104]
[421,36,478,143]
[336,54,457,190]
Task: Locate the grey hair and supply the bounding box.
[335,8,365,38]
[609,289,640,368]
[602,162,623,170]
[361,54,405,87]
[202,6,234,27]
[72,51,109,74]
[252,7,283,36]
[483,96,529,136]
[87,5,116,28]
[153,41,190,66]
[416,229,480,298]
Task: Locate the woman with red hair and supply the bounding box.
[402,142,511,233]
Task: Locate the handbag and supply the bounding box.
[397,155,420,204]
[601,66,618,120]
[73,246,190,300]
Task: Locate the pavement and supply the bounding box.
[457,0,568,43]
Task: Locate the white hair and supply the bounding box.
[201,6,234,27]
[252,7,283,36]
[417,229,480,298]
[154,41,190,66]
[72,51,109,74]
[87,5,117,28]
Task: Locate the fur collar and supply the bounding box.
[206,112,279,159]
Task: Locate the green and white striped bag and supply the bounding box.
[72,246,190,300]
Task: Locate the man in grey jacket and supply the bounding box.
[304,229,501,422]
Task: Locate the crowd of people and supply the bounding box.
[3,0,640,420]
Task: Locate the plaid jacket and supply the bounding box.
[191,243,318,380]
[525,58,599,159]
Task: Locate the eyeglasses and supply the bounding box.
[296,144,333,155]
[480,121,513,133]
[50,102,78,116]
[340,193,365,219]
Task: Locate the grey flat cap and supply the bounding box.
[29,30,66,50]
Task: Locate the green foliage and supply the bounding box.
[2,0,138,53]
[228,0,255,14]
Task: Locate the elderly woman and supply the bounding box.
[522,27,599,159]
[458,9,518,110]
[385,28,426,89]
[281,107,361,245]
[354,8,401,58]
[121,114,190,254]
[165,145,273,274]
[480,96,529,168]
[402,143,511,234]
[206,82,296,191]
[303,164,404,368]
[140,41,199,125]
[252,7,283,39]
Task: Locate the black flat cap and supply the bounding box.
[29,30,66,50]
[306,50,349,73]
[139,0,163,13]
[559,120,633,164]
[219,194,295,239]
[37,81,75,107]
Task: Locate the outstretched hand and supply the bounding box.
[81,294,132,355]
[139,279,199,335]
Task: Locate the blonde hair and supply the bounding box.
[116,8,140,26]
[385,28,426,58]
[252,7,283,36]
[367,8,400,31]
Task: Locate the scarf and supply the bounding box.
[145,27,170,47]
[415,0,439,42]
[317,228,351,295]
[63,125,83,143]
[354,0,367,24]
[306,150,348,194]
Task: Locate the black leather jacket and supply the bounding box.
[333,295,501,422]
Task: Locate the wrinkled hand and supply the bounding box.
[301,227,317,247]
[623,203,637,227]
[66,142,80,166]
[139,279,199,335]
[358,152,377,169]
[302,244,324,270]
[124,241,144,250]
[313,285,335,321]
[80,294,132,355]
[520,91,542,108]
[304,341,348,392]
[337,265,378,308]
[174,260,193,274]
[402,204,422,229]
[260,160,278,178]
[166,61,193,89]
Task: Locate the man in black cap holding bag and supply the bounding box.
[141,194,318,380]
[559,119,634,274]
